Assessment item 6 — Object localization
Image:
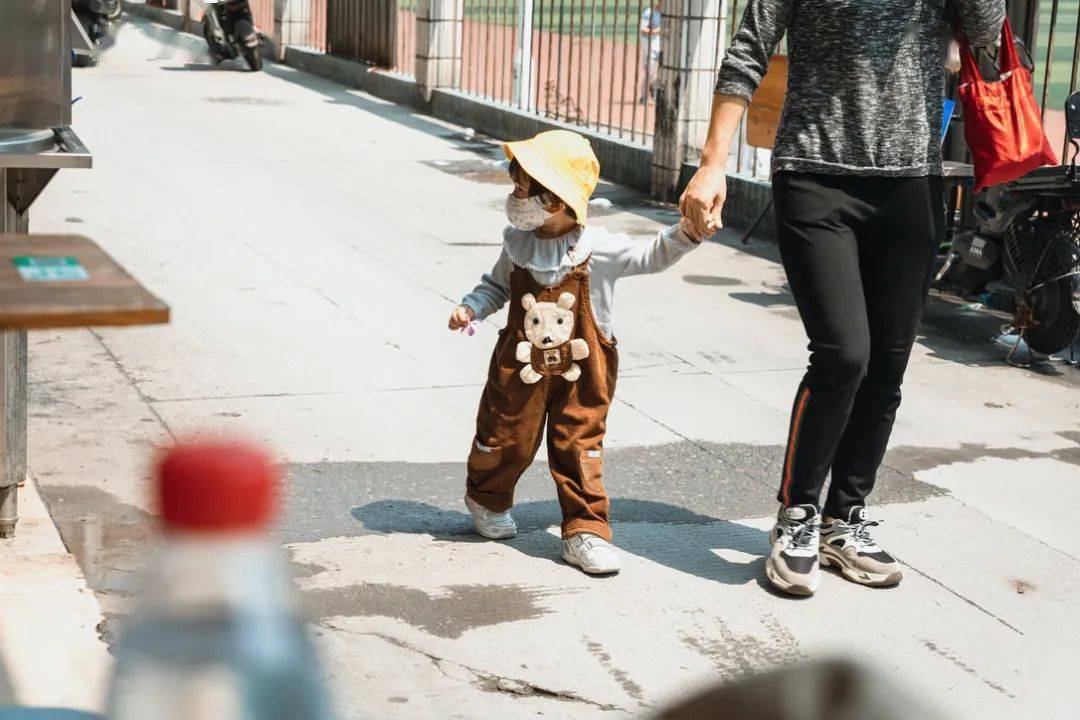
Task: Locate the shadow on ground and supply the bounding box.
[351,498,769,587]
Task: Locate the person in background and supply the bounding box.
[640,2,662,103]
[680,0,1006,596]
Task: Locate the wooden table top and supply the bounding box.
[0,235,169,330]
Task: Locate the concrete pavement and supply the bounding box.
[5,14,1080,717]
[0,477,109,709]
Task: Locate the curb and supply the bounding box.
[0,477,110,709]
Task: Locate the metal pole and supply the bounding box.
[0,171,28,540]
[513,0,534,109]
[1041,0,1060,124]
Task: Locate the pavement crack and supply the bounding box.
[899,560,1024,635]
[375,382,484,393]
[150,390,345,404]
[236,238,427,367]
[920,638,1015,698]
[327,625,629,713]
[88,328,175,440]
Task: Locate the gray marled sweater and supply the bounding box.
[716,0,1006,176]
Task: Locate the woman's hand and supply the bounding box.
[679,162,727,240]
[448,305,476,331]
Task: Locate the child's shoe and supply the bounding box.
[464,496,517,539]
[562,532,621,574]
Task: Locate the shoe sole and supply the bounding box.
[475,526,517,540]
[464,497,517,540]
[765,556,817,596]
[819,546,903,587]
[562,549,620,575]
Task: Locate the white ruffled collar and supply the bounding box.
[503,225,601,273]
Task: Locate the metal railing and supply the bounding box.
[1031,0,1080,161]
[313,0,744,151]
[393,0,418,76]
[249,0,275,31]
[326,0,396,66]
[293,0,329,52]
[456,0,669,145]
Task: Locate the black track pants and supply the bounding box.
[773,172,943,518]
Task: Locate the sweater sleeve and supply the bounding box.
[597,224,700,279]
[460,248,512,320]
[714,0,792,101]
[956,0,1006,47]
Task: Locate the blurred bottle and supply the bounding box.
[105,442,333,720]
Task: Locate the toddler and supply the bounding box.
[448,130,700,574]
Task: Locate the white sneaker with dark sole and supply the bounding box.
[819,507,903,587]
[765,504,821,596]
[464,496,517,540]
[562,533,620,575]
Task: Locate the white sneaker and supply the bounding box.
[562,533,621,574]
[765,504,821,596]
[464,496,517,539]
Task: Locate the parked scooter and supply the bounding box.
[934,93,1080,356]
[203,0,263,72]
[71,0,122,67]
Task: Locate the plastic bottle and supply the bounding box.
[105,442,333,720]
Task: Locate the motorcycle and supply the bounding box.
[203,0,264,72]
[71,0,122,67]
[933,92,1080,357]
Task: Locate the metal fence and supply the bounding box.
[326,0,397,66]
[1029,0,1080,161]
[393,0,418,76]
[293,0,740,149]
[293,0,329,52]
[451,1,732,146]
[248,0,275,31]
[470,1,650,145]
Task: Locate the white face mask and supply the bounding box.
[505,194,553,231]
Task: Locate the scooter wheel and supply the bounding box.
[1023,277,1080,355]
[235,20,262,72]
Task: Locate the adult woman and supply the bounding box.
[681,0,1006,596]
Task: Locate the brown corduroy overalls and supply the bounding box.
[466,259,618,540]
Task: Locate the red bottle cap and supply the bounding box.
[157,441,278,533]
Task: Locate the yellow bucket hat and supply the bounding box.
[503,130,600,224]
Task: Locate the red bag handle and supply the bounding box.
[960,17,1019,85]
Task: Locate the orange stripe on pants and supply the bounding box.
[781,387,811,506]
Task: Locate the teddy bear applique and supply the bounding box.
[515,292,590,384]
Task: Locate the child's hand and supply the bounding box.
[679,216,704,243]
[448,305,476,331]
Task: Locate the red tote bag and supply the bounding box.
[959,18,1057,192]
